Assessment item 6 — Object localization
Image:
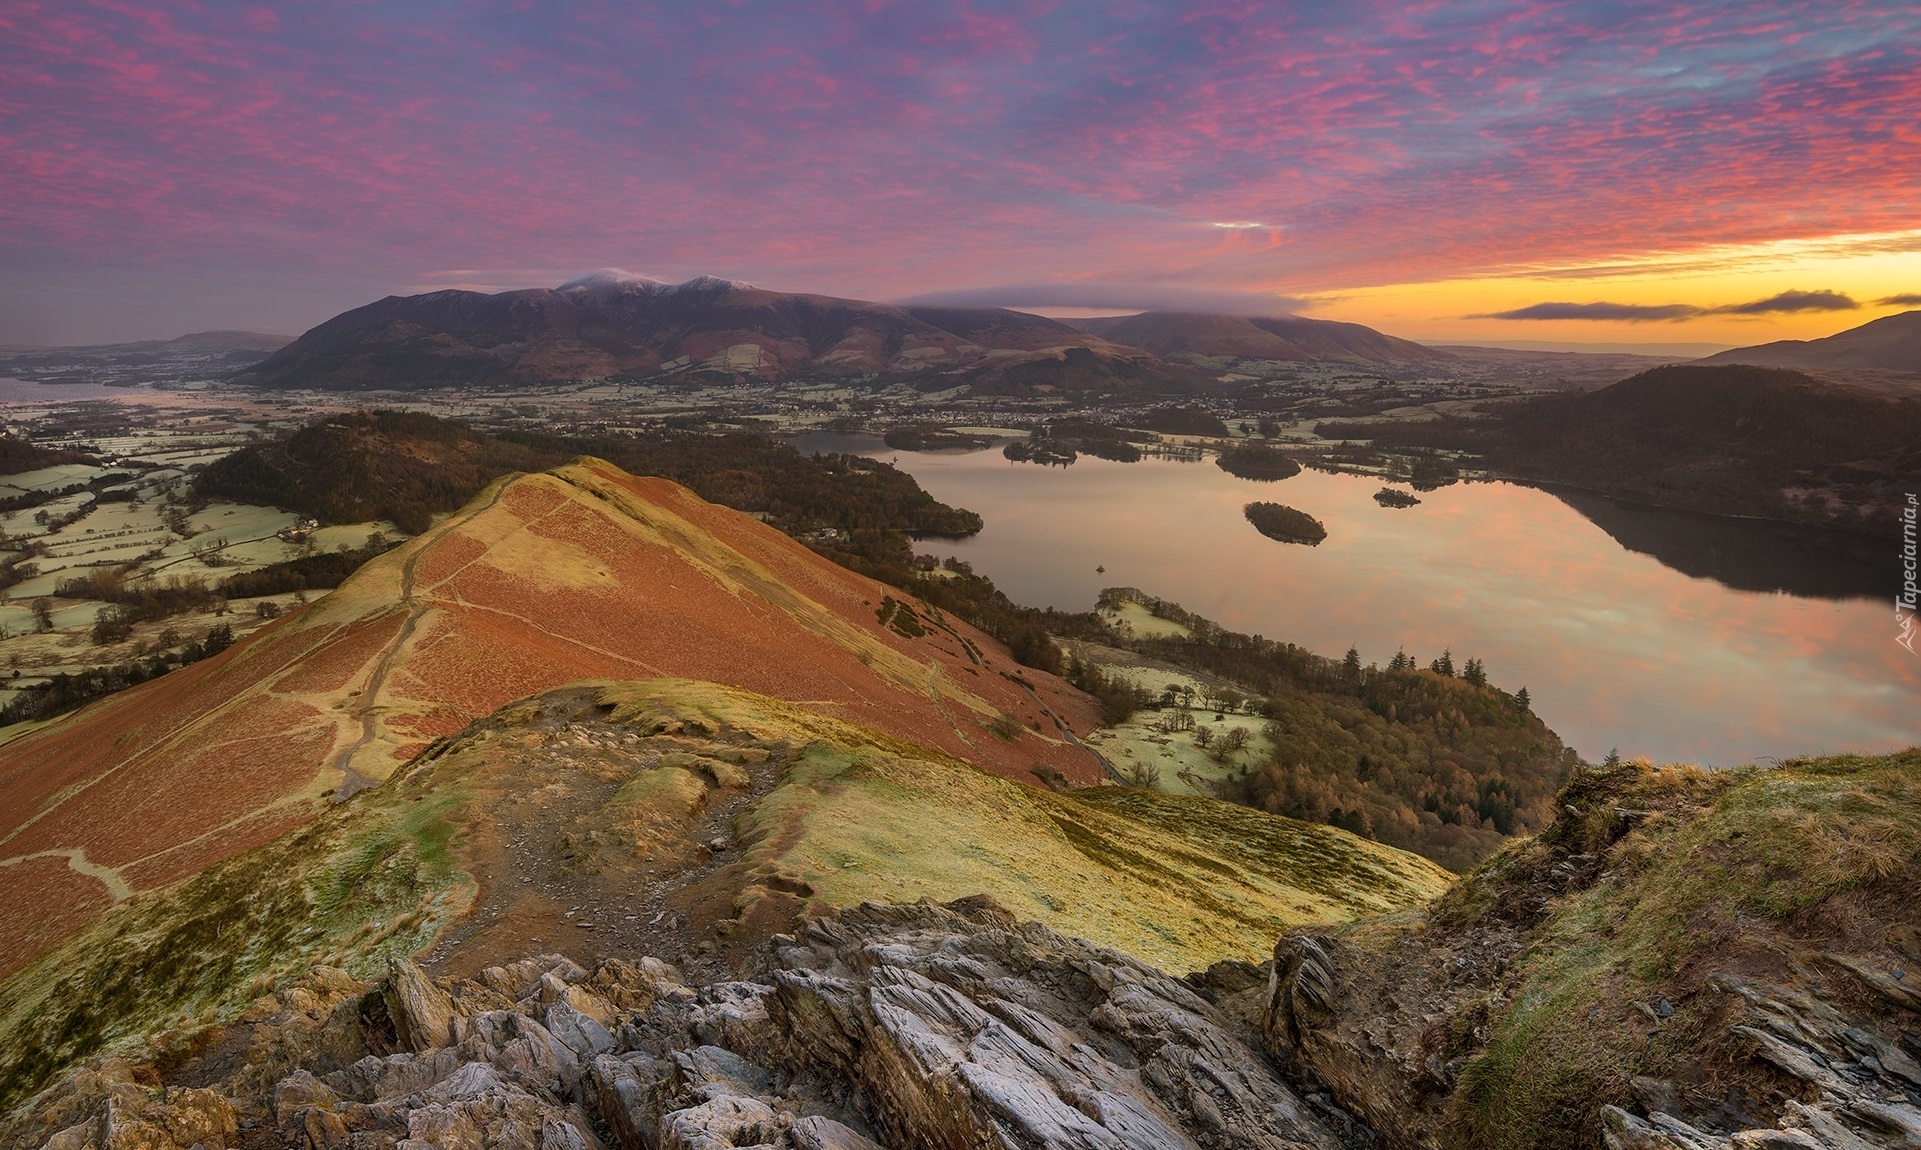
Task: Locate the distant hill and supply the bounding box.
[1330,364,1921,532]
[0,330,292,383]
[1068,310,1453,364]
[1700,309,1921,374]
[233,272,1193,394]
[0,331,291,356]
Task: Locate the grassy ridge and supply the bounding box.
[0,677,1451,1108]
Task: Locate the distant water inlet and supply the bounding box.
[801,435,1919,767]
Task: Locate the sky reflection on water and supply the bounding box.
[807,437,1919,767]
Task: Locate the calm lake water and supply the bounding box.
[797,434,1919,767]
[0,378,130,403]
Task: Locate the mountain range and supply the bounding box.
[232,272,1456,392]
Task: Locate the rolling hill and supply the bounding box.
[0,458,1111,983]
[1068,310,1454,364]
[0,463,1459,1135]
[1,458,1915,1150]
[1331,363,1921,532]
[1700,309,1921,375]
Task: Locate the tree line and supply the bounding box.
[1086,589,1575,871]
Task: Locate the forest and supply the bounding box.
[0,435,92,477]
[1083,589,1581,870]
[193,411,984,539]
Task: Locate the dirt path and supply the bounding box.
[421,693,788,984]
[1011,675,1122,783]
[329,479,525,797]
[0,846,132,901]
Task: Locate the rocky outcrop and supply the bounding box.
[14,898,1349,1150]
[1596,967,1921,1150]
[1261,756,1921,1150]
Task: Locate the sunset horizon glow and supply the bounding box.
[3,1,1917,346]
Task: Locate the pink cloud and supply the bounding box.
[0,0,1916,338]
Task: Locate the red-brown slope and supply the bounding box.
[0,459,1104,977]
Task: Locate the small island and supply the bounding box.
[1003,419,1148,466]
[1374,487,1421,507]
[1243,501,1327,545]
[884,425,996,451]
[1216,443,1302,481]
[1003,439,1078,466]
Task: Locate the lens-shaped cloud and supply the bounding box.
[1876,294,1921,307]
[1471,302,1704,322]
[1478,289,1872,323]
[1713,290,1858,315]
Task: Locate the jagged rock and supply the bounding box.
[674,1045,775,1102]
[588,1054,671,1149]
[660,1094,780,1150]
[767,900,1342,1150]
[690,983,776,1057]
[788,1116,888,1150]
[546,1000,617,1059]
[386,955,458,1052]
[1824,955,1921,1013]
[33,1085,237,1150]
[11,899,1356,1150]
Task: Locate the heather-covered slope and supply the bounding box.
[0,460,1104,980]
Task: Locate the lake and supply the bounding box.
[0,378,133,403]
[797,434,1919,767]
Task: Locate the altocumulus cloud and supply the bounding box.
[1479,289,1862,322]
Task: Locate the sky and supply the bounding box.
[3,1,1919,347]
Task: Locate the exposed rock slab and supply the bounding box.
[14,899,1346,1150]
